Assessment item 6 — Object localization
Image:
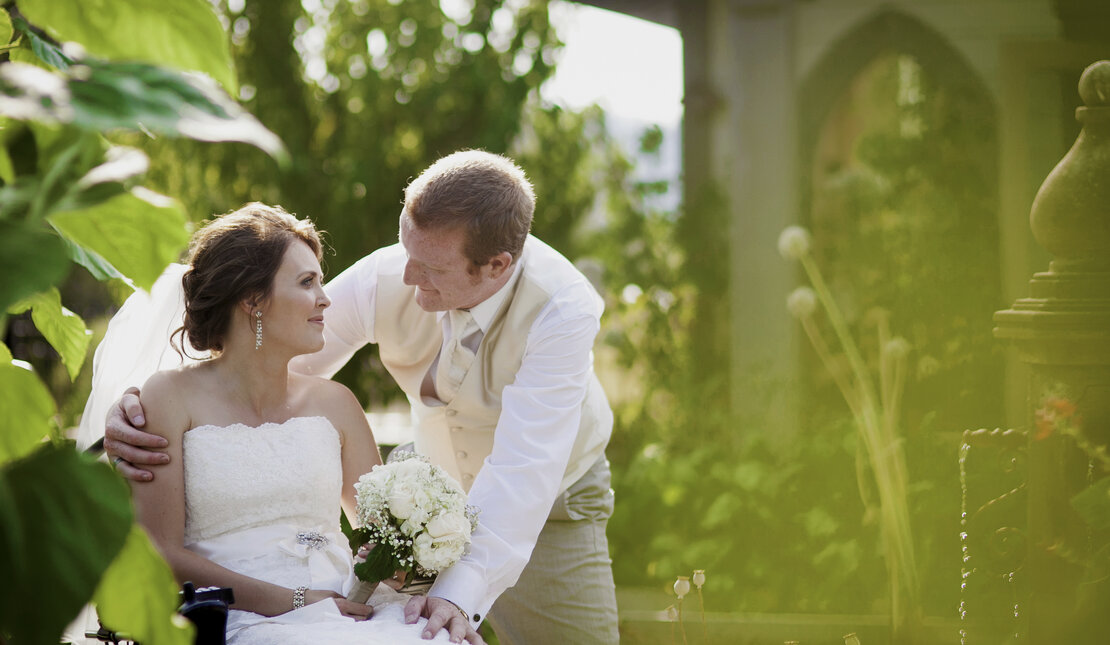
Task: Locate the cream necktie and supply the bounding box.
[434,309,479,402]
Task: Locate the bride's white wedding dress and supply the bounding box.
[184,415,451,644]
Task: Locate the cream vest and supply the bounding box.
[372,238,612,494]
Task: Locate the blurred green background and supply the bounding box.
[5,1,1110,643]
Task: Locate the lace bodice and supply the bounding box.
[183,416,342,544]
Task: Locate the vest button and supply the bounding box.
[445,409,457,417]
[456,450,467,459]
[463,473,474,482]
[450,426,461,433]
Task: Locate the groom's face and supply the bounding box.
[400,214,489,312]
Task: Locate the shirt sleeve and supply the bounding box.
[290,252,381,379]
[428,288,603,626]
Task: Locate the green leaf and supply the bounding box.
[6,288,91,382]
[1,8,12,48]
[0,59,288,164]
[18,0,235,93]
[10,16,72,70]
[354,543,404,585]
[48,188,190,291]
[0,444,132,644]
[58,233,131,284]
[1072,476,1110,531]
[0,357,55,463]
[0,220,72,313]
[0,139,13,184]
[94,524,195,645]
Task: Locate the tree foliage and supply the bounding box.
[0,0,284,640]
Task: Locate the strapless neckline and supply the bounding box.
[188,415,336,434]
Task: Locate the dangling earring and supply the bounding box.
[255,310,263,350]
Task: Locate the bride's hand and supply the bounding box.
[104,387,169,481]
[304,589,373,621]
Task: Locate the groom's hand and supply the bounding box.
[404,595,484,644]
[104,386,169,482]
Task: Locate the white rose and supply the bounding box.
[387,481,418,520]
[391,458,429,480]
[426,511,472,540]
[413,534,467,572]
[412,533,436,566]
[429,536,466,568]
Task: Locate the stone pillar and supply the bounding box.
[993,60,1110,644]
[720,0,799,438]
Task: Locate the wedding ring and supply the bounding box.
[112,456,125,468]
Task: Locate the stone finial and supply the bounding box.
[1078,60,1110,107]
[1028,60,1110,269]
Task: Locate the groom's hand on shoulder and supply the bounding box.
[104,386,169,481]
[404,595,484,644]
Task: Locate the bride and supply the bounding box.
[118,203,481,644]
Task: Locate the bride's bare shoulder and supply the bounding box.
[296,373,356,406]
[294,374,367,427]
[140,363,214,432]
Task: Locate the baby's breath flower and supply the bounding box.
[778,226,811,260]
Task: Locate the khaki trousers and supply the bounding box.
[486,457,619,644]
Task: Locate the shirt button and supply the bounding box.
[472,613,481,622]
[456,450,467,459]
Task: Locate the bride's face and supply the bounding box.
[259,240,330,354]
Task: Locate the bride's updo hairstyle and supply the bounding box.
[175,203,322,356]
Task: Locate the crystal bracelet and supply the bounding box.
[292,586,307,610]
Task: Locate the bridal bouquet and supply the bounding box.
[346,453,478,601]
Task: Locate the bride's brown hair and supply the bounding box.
[174,203,322,356]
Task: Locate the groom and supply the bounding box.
[105,150,620,644]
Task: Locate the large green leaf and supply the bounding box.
[9,15,73,70]
[48,188,190,292]
[0,59,288,164]
[1,8,12,48]
[0,444,132,644]
[18,0,235,93]
[0,352,54,463]
[94,524,195,645]
[0,220,72,313]
[57,234,130,284]
[6,288,91,382]
[0,139,13,184]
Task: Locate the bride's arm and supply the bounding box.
[131,372,361,617]
[317,381,383,522]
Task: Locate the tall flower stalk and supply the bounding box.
[780,226,922,641]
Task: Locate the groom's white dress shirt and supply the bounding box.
[294,236,612,627]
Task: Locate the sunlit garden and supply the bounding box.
[2,1,1109,644]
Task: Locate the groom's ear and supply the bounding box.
[486,251,513,279]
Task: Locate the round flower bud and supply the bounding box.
[777,226,811,260]
[786,287,818,319]
[692,569,706,588]
[673,576,691,599]
[883,337,911,360]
